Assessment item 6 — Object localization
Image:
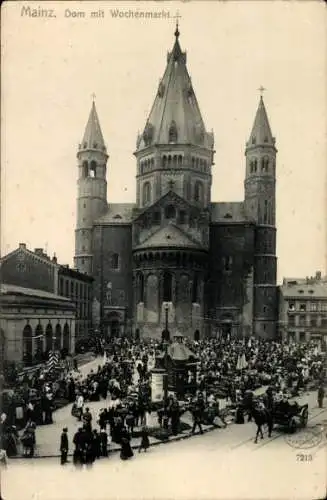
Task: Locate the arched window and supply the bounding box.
[168,121,178,142]
[194,181,204,202]
[168,155,172,167]
[162,156,167,168]
[253,159,258,172]
[192,275,198,303]
[63,323,70,352]
[0,329,5,365]
[173,155,177,166]
[263,200,268,224]
[165,205,176,219]
[192,157,195,168]
[163,271,172,301]
[23,324,33,363]
[110,253,119,270]
[142,182,151,206]
[137,272,144,302]
[90,160,97,178]
[55,324,62,351]
[82,161,88,178]
[178,155,183,166]
[45,323,53,352]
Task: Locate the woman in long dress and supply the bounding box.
[120,427,133,461]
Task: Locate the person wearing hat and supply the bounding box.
[60,427,69,465]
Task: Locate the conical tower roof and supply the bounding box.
[136,28,214,151]
[80,100,107,152]
[247,96,275,147]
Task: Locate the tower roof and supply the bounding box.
[247,96,275,147]
[136,29,214,151]
[80,100,107,152]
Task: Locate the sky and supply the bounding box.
[1,1,327,283]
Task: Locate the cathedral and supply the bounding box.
[74,26,278,341]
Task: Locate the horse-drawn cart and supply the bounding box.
[273,401,309,433]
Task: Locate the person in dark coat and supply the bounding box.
[120,427,134,460]
[99,429,108,457]
[60,427,69,465]
[318,385,325,408]
[138,426,150,453]
[92,430,101,459]
[72,427,83,467]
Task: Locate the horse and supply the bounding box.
[251,401,273,444]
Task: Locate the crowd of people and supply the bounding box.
[0,335,325,462]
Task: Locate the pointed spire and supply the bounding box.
[247,92,275,148]
[81,98,106,152]
[136,29,213,150]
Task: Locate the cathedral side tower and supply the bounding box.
[244,95,278,338]
[74,100,108,275]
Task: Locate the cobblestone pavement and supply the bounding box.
[3,393,327,500]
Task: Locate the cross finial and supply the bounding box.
[258,86,266,98]
[91,92,96,102]
[173,11,181,38]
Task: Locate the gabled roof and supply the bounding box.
[0,283,72,302]
[134,222,204,251]
[94,203,135,225]
[247,96,275,148]
[133,190,202,223]
[0,245,58,267]
[136,29,214,151]
[210,202,252,223]
[80,101,107,153]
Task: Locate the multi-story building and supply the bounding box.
[74,26,278,341]
[0,243,93,352]
[278,271,327,347]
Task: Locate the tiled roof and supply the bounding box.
[94,203,135,225]
[136,32,214,151]
[210,202,250,223]
[0,283,72,302]
[80,101,106,152]
[280,282,327,299]
[135,223,204,250]
[247,96,275,147]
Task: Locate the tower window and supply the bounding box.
[194,181,204,203]
[252,136,256,144]
[93,142,98,148]
[261,158,269,172]
[142,182,151,206]
[90,161,97,178]
[163,271,172,301]
[179,210,186,224]
[109,253,119,270]
[162,155,167,168]
[165,205,176,219]
[263,200,268,224]
[82,161,88,178]
[169,121,178,143]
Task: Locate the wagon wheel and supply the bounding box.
[288,417,297,434]
[301,407,308,427]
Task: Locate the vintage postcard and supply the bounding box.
[1,1,326,499]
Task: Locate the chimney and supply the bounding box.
[19,243,26,249]
[34,248,44,256]
[316,271,321,281]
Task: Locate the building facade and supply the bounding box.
[74,27,278,340]
[0,284,76,365]
[0,243,93,344]
[278,272,327,347]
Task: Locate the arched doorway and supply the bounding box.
[105,312,121,340]
[45,323,53,352]
[34,324,44,362]
[194,329,200,341]
[221,322,232,340]
[23,324,33,364]
[54,324,62,351]
[63,323,70,353]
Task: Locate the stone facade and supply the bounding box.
[0,244,93,343]
[74,29,278,341]
[0,284,75,365]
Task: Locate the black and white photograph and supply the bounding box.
[1,1,326,499]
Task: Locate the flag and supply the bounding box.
[47,350,60,372]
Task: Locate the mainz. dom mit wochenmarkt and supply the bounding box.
[74,25,278,342]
